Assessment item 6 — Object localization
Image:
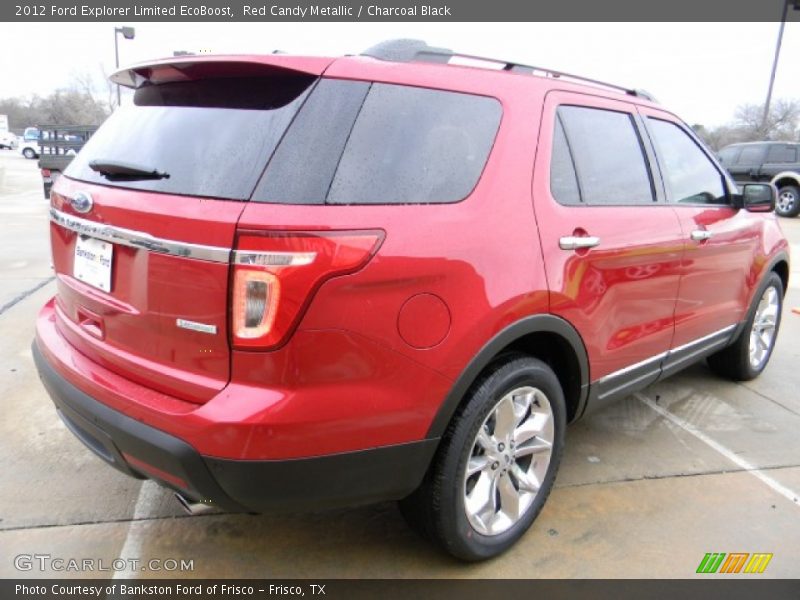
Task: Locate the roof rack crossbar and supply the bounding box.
[360,39,657,102]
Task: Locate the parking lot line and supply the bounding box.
[0,277,54,316]
[636,392,800,507]
[112,480,161,579]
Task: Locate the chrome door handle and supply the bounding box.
[690,230,713,241]
[559,236,600,251]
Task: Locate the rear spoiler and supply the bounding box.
[110,55,335,89]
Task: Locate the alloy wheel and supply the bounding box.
[463,386,554,536]
[749,285,779,369]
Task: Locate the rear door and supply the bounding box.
[638,108,762,373]
[534,91,684,407]
[50,60,326,403]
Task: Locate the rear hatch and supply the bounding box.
[50,57,330,403]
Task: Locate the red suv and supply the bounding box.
[34,40,789,560]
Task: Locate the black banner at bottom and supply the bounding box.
[3,579,800,600]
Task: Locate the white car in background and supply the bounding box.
[0,131,17,150]
[20,127,41,158]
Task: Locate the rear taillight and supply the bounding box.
[41,168,51,177]
[231,230,384,349]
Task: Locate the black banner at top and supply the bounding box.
[3,0,800,22]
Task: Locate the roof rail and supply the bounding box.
[360,39,657,102]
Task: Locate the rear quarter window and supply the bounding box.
[766,145,798,164]
[327,84,501,205]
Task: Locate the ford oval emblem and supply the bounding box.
[70,191,93,214]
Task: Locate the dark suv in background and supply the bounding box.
[718,141,800,217]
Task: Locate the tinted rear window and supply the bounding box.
[66,75,315,200]
[253,81,502,205]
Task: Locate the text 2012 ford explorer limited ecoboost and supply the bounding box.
[33,40,789,560]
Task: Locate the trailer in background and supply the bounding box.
[32,125,97,197]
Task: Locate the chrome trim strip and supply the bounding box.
[668,325,735,356]
[50,207,231,264]
[597,324,737,384]
[233,250,317,267]
[598,352,667,385]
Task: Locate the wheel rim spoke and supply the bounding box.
[514,437,553,458]
[511,463,541,493]
[475,427,494,452]
[467,455,489,477]
[465,472,495,521]
[497,475,520,521]
[493,396,517,440]
[513,411,549,446]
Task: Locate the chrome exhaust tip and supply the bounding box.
[174,492,216,515]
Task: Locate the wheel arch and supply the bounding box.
[770,253,790,297]
[426,314,590,439]
[770,172,800,189]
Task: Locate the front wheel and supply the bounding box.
[22,148,36,159]
[708,272,783,381]
[775,185,800,218]
[400,355,565,561]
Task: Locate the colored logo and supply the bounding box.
[696,552,773,574]
[70,191,93,214]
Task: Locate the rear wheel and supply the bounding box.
[707,272,783,381]
[400,355,565,561]
[775,185,800,218]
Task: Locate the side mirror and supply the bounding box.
[741,183,776,213]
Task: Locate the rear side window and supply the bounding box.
[736,145,765,165]
[766,145,798,163]
[556,106,654,205]
[253,82,502,205]
[647,118,726,205]
[66,74,316,200]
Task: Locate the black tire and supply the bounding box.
[775,185,800,218]
[22,148,36,159]
[400,355,566,561]
[707,272,783,381]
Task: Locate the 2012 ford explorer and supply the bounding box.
[33,40,790,560]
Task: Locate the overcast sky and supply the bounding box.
[1,22,799,127]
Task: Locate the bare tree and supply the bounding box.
[694,98,799,150]
[733,98,799,141]
[0,68,113,130]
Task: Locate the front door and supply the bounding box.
[638,107,763,375]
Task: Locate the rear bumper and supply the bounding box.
[33,306,439,512]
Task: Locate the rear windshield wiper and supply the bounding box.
[89,159,170,180]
